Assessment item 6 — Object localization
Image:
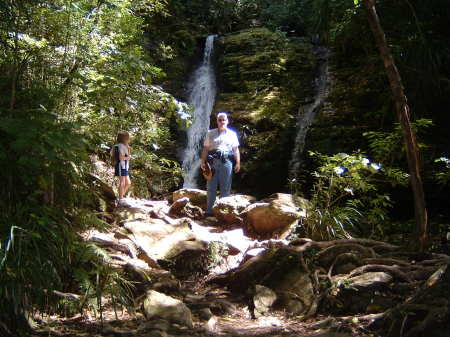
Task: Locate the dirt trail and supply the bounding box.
[33,196,448,337]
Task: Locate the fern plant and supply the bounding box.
[297,152,406,240]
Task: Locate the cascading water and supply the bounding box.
[289,46,330,179]
[182,35,217,188]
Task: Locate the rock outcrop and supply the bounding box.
[79,196,449,337]
[172,188,207,210]
[214,28,317,196]
[242,193,308,239]
[143,290,193,327]
[226,246,315,316]
[212,194,256,225]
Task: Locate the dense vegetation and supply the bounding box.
[0,0,449,335]
[0,0,187,334]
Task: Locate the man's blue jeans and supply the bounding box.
[206,158,233,214]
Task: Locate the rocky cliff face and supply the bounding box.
[305,54,388,156]
[213,28,317,197]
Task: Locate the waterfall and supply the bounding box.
[182,35,217,188]
[289,46,330,179]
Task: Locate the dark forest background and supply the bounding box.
[1,0,449,334]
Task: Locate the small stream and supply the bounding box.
[289,46,330,179]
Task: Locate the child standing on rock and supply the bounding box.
[111,131,132,206]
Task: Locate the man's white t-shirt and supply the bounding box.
[204,128,239,152]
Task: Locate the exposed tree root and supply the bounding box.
[368,265,450,337]
[416,257,450,266]
[290,238,398,251]
[338,312,386,323]
[362,257,410,267]
[315,243,376,268]
[328,252,361,276]
[348,264,413,282]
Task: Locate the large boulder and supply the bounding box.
[242,193,307,239]
[212,194,256,224]
[87,155,118,212]
[159,240,211,279]
[168,197,189,215]
[169,197,203,218]
[228,247,315,316]
[329,272,395,315]
[116,207,150,222]
[142,290,193,327]
[86,172,117,212]
[113,199,170,223]
[89,154,115,187]
[172,188,207,210]
[123,218,195,267]
[253,285,277,317]
[274,266,315,315]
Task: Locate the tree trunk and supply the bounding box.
[362,0,428,251]
[9,66,17,111]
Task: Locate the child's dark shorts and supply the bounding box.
[114,162,129,177]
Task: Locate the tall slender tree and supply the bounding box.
[362,0,428,251]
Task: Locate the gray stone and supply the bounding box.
[197,307,213,321]
[123,218,195,267]
[137,318,170,333]
[253,285,277,316]
[124,261,151,282]
[210,299,236,315]
[116,207,150,222]
[151,279,181,295]
[306,329,352,337]
[346,272,393,289]
[172,188,207,210]
[164,240,209,260]
[203,316,217,333]
[142,290,193,328]
[168,197,189,216]
[144,331,169,337]
[102,324,134,337]
[161,240,210,279]
[169,197,203,218]
[230,248,314,316]
[275,268,315,315]
[241,193,307,239]
[212,194,256,224]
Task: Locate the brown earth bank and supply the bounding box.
[29,187,449,337]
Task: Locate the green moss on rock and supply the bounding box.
[214,28,317,196]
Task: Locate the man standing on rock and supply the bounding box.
[201,112,240,216]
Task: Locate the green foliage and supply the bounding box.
[164,0,308,35]
[207,241,229,266]
[0,0,189,331]
[364,118,432,162]
[0,0,187,198]
[0,109,91,206]
[0,209,134,325]
[306,0,450,169]
[299,152,406,240]
[71,243,135,317]
[250,0,306,34]
[434,157,450,186]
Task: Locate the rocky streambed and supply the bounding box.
[34,189,450,337]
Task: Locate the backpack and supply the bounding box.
[110,145,119,165]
